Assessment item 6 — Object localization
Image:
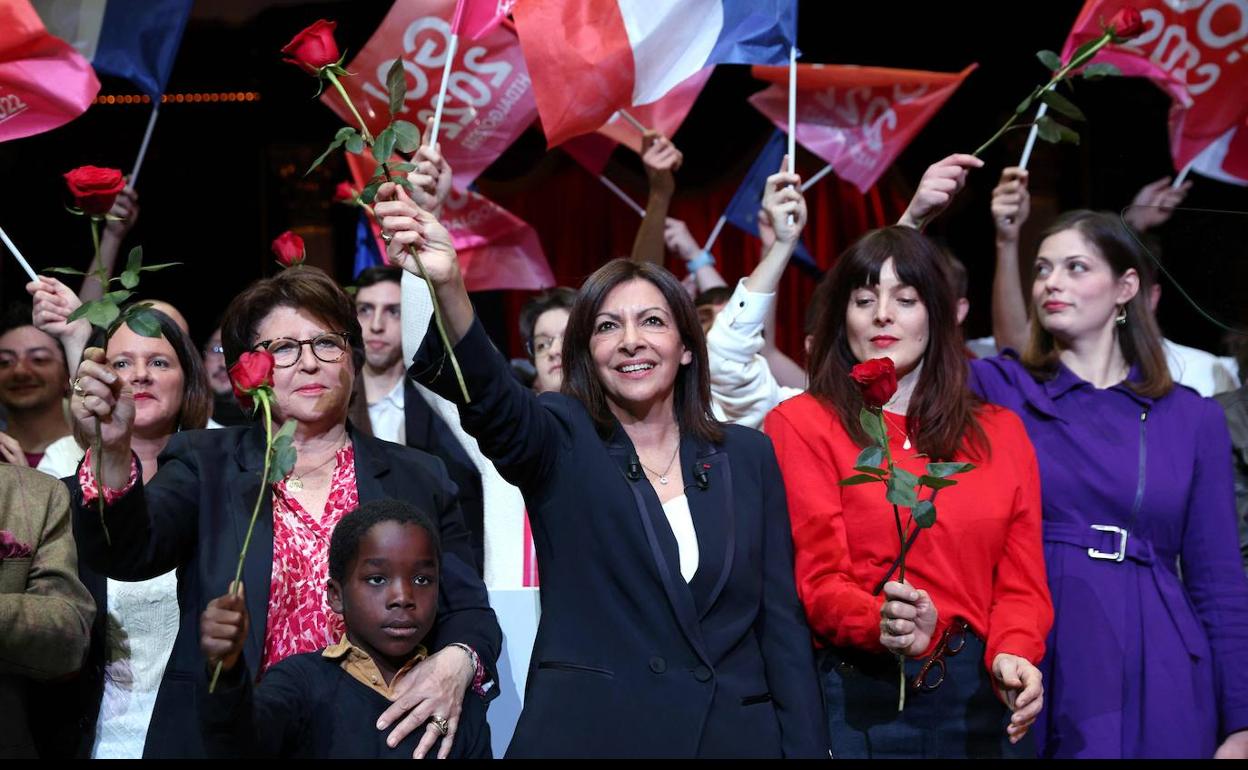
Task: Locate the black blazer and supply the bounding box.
[68,425,500,758]
[414,320,827,758]
[402,379,486,573]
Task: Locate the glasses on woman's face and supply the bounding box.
[253,331,351,368]
[526,333,562,358]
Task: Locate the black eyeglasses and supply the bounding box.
[910,621,968,692]
[253,331,351,368]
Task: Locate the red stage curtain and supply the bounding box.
[480,156,910,363]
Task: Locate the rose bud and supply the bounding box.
[281,19,341,74]
[1106,7,1144,40]
[333,181,358,204]
[64,166,126,216]
[850,357,898,409]
[229,349,276,408]
[271,231,306,268]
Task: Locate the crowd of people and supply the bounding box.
[2,128,1247,760]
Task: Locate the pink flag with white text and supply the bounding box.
[0,0,99,143]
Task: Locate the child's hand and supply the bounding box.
[201,585,248,672]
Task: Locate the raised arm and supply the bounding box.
[631,131,682,266]
[80,187,139,303]
[665,218,727,291]
[990,167,1032,352]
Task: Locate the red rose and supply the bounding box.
[850,357,897,409]
[271,231,305,267]
[1106,7,1144,39]
[281,19,341,74]
[64,165,125,216]
[230,350,276,406]
[333,181,357,203]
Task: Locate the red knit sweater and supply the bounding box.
[765,393,1053,672]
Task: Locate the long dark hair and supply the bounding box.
[807,226,986,461]
[561,258,723,444]
[1022,210,1172,398]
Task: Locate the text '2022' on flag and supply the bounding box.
[0,0,99,143]
[514,0,796,147]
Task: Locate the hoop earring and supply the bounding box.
[1114,304,1128,326]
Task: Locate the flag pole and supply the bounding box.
[129,101,161,189]
[702,214,728,253]
[1173,158,1194,188]
[618,109,648,134]
[1,226,38,282]
[597,175,646,217]
[1018,102,1048,172]
[429,33,459,147]
[801,163,834,192]
[787,45,797,225]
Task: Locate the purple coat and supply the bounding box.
[971,354,1248,758]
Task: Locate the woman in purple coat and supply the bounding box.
[971,206,1248,758]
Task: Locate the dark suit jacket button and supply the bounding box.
[693,665,712,682]
[649,656,666,674]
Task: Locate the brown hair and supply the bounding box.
[1021,210,1172,398]
[518,287,577,361]
[75,307,211,447]
[221,265,363,371]
[561,258,723,444]
[807,226,986,461]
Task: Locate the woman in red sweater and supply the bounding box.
[765,226,1053,758]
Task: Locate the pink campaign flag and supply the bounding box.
[452,0,517,41]
[0,0,99,143]
[597,67,712,153]
[749,63,976,194]
[1059,0,1248,170]
[323,0,537,189]
[1190,120,1248,186]
[346,151,554,292]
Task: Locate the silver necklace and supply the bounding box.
[882,410,912,451]
[639,439,681,485]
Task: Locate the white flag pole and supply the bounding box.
[801,163,834,192]
[702,214,728,253]
[597,175,646,217]
[429,33,460,147]
[787,46,798,225]
[129,101,161,189]
[1173,158,1195,188]
[618,109,648,134]
[1,226,38,282]
[1018,102,1048,172]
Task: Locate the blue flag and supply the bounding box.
[708,0,798,68]
[353,212,382,278]
[723,130,816,269]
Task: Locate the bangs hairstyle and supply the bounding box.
[561,258,723,444]
[74,306,211,447]
[1022,210,1172,399]
[807,226,986,461]
[221,265,362,371]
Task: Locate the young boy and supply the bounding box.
[198,500,491,758]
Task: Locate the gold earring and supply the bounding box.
[1114,304,1128,326]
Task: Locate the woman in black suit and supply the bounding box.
[65,267,499,759]
[375,183,826,758]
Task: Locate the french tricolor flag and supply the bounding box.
[515,0,796,147]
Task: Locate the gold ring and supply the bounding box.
[430,715,449,736]
[381,232,394,245]
[72,377,86,396]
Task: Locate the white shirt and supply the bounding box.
[367,377,407,445]
[660,494,699,582]
[706,279,803,430]
[35,434,84,479]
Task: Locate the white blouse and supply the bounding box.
[660,494,699,583]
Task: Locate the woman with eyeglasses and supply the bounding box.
[64,266,500,759]
[764,221,1053,758]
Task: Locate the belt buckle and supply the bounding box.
[1087,524,1128,562]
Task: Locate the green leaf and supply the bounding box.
[373,126,397,164]
[306,137,346,176]
[885,477,918,508]
[102,289,132,305]
[119,270,140,289]
[1036,49,1063,72]
[138,262,181,272]
[359,180,383,205]
[854,465,887,477]
[855,445,885,469]
[390,162,417,173]
[839,474,884,486]
[1054,121,1081,145]
[345,134,365,154]
[124,245,143,274]
[1015,94,1034,115]
[859,409,886,446]
[44,266,87,276]
[1081,62,1121,79]
[1070,36,1103,65]
[124,306,162,338]
[83,301,121,329]
[394,176,415,193]
[386,59,407,118]
[1035,115,1062,144]
[891,466,919,489]
[913,500,937,528]
[275,420,297,441]
[926,461,975,478]
[916,475,957,490]
[66,303,90,322]
[392,119,422,153]
[1040,89,1086,121]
